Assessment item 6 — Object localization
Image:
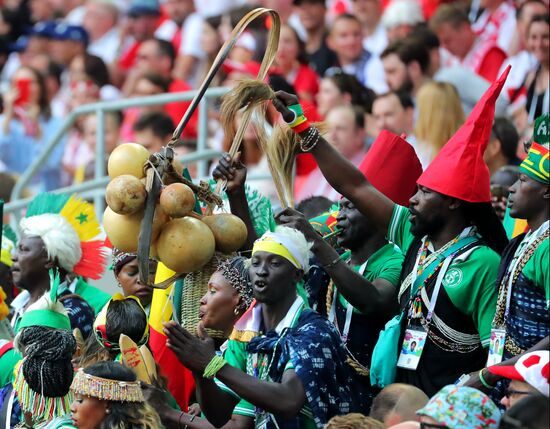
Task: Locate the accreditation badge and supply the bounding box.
[397,326,427,370]
[486,328,506,366]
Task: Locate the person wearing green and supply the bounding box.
[471,114,550,394]
[10,192,110,332]
[270,68,511,396]
[164,226,356,428]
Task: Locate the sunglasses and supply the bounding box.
[504,389,532,398]
[420,423,448,429]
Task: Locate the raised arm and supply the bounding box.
[277,208,398,317]
[272,91,395,233]
[212,153,258,250]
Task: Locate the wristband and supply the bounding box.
[288,104,304,117]
[203,355,227,379]
[292,120,311,134]
[479,369,494,389]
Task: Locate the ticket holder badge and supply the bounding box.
[397,323,428,370]
[486,328,506,366]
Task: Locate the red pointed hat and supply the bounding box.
[416,66,511,203]
[358,130,423,206]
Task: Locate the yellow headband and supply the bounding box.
[252,238,301,269]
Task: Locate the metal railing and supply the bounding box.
[5,87,231,228]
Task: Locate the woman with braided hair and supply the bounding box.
[70,361,162,429]
[0,277,78,429]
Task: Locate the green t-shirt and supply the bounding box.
[336,244,404,312]
[387,205,500,346]
[214,303,315,429]
[521,237,549,305]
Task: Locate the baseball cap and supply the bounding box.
[9,35,29,53]
[127,0,160,17]
[29,21,57,38]
[488,351,549,397]
[52,23,89,45]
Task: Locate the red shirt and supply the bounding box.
[477,46,508,82]
[292,64,320,102]
[166,79,198,139]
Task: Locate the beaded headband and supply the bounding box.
[71,368,144,402]
[219,258,253,310]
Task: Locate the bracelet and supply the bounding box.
[479,369,494,389]
[288,103,304,117]
[292,120,311,133]
[323,255,344,269]
[203,355,227,379]
[299,127,320,152]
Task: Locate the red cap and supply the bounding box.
[358,130,422,206]
[416,66,511,203]
[488,351,549,396]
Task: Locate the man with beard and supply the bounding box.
[164,226,356,428]
[270,68,511,396]
[381,38,431,98]
[469,114,549,394]
[277,131,421,412]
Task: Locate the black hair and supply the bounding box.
[461,202,509,255]
[296,196,334,219]
[326,72,376,113]
[84,360,136,382]
[46,60,63,87]
[528,13,550,33]
[381,38,430,74]
[375,90,414,110]
[19,66,51,119]
[517,0,547,19]
[492,117,520,164]
[19,326,76,397]
[498,394,549,429]
[409,26,440,50]
[139,72,171,93]
[146,37,176,69]
[83,53,110,88]
[282,24,309,65]
[133,111,175,139]
[105,298,148,347]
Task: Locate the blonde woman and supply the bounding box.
[413,82,465,168]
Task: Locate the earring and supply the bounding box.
[234,307,240,316]
[117,282,122,288]
[106,408,111,415]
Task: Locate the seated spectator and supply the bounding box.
[157,0,205,85]
[370,383,429,427]
[123,37,196,138]
[351,0,388,57]
[472,0,517,54]
[316,72,375,118]
[417,385,501,429]
[49,23,89,68]
[381,38,431,97]
[414,81,465,168]
[0,66,65,191]
[430,3,508,82]
[327,13,388,94]
[484,117,521,175]
[120,72,170,142]
[82,0,123,66]
[371,91,414,138]
[273,24,319,102]
[498,394,549,429]
[296,104,366,202]
[487,350,549,410]
[294,0,337,76]
[133,111,174,154]
[27,53,64,117]
[381,0,425,43]
[523,14,549,125]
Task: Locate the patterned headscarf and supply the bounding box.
[417,385,500,429]
[111,248,137,276]
[218,256,253,310]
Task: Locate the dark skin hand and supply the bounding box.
[141,383,253,429]
[272,91,395,234]
[212,152,258,250]
[164,321,307,427]
[464,336,550,392]
[276,208,397,317]
[491,195,508,222]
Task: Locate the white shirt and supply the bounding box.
[193,0,246,17]
[363,23,388,57]
[87,27,124,64]
[155,13,205,59]
[472,1,517,54]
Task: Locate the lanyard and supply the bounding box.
[425,255,454,324]
[504,220,549,318]
[328,259,368,343]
